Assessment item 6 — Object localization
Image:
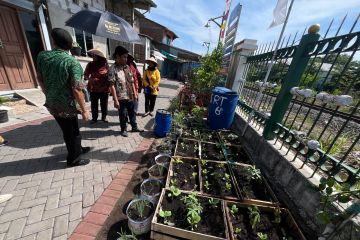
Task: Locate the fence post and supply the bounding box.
[263,26,321,140]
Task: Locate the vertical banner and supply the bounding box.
[219,0,232,44]
[220,3,242,76]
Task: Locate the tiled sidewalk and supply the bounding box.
[0,78,181,240]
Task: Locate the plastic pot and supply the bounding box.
[154,153,172,168]
[0,110,9,123]
[126,198,154,235]
[140,178,162,205]
[148,164,168,181]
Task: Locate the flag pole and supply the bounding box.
[242,0,295,136]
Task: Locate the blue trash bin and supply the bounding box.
[208,87,239,130]
[154,109,172,137]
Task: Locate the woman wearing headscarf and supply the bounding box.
[84,48,109,123]
[143,57,161,117]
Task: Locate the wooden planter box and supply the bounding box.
[225,201,306,240]
[200,142,227,161]
[174,138,200,159]
[151,189,229,240]
[228,163,279,207]
[165,157,202,194]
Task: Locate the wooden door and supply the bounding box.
[0,5,36,90]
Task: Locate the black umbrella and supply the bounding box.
[65,10,142,44]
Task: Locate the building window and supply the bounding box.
[74,29,93,56]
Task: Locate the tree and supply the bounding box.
[191,43,223,92]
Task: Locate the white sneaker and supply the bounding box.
[0,194,13,204]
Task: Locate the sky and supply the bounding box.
[146,0,360,55]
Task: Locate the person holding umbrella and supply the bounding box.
[84,48,110,123]
[143,57,161,117]
[37,28,90,167]
[108,46,143,137]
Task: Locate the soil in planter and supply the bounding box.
[201,130,219,143]
[127,200,154,221]
[201,142,225,161]
[142,181,162,195]
[225,145,251,164]
[232,165,274,202]
[228,204,297,240]
[171,159,199,191]
[176,139,199,158]
[219,131,242,145]
[201,161,237,198]
[181,128,201,140]
[149,165,168,178]
[160,191,226,238]
[156,155,171,166]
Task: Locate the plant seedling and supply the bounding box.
[181,193,203,231]
[234,227,242,235]
[168,186,181,199]
[170,179,177,186]
[117,228,137,240]
[230,204,239,215]
[257,232,268,240]
[208,197,219,208]
[201,159,208,167]
[274,207,281,224]
[246,166,262,182]
[192,172,198,179]
[173,157,183,164]
[159,209,172,225]
[133,200,147,218]
[225,182,232,190]
[224,173,230,180]
[204,181,210,190]
[202,169,209,175]
[248,206,261,230]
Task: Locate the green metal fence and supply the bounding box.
[237,15,360,188]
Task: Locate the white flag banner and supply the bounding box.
[269,0,289,28]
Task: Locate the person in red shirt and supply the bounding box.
[127,54,142,115]
[84,48,110,123]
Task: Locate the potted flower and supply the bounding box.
[70,42,82,56]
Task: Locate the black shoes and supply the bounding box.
[131,128,144,133]
[82,147,91,154]
[67,158,90,167]
[120,131,129,137]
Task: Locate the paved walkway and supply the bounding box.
[0,78,181,240]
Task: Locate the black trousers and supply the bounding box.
[118,100,137,131]
[55,116,82,164]
[90,92,108,121]
[145,94,157,113]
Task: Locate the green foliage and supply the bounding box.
[191,43,223,92]
[159,209,172,225]
[204,180,210,190]
[208,197,219,207]
[181,193,203,230]
[192,172,198,179]
[117,228,137,240]
[168,96,180,113]
[132,200,148,218]
[257,232,268,240]
[273,207,282,224]
[248,206,261,230]
[173,157,183,164]
[168,186,181,199]
[172,111,186,128]
[234,227,242,235]
[246,166,262,182]
[230,204,239,215]
[191,105,206,124]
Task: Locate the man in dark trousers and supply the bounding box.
[37,28,90,166]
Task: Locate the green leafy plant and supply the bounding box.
[168,186,181,199]
[172,111,186,127]
[316,177,360,225]
[224,173,230,180]
[181,193,203,230]
[117,228,137,240]
[225,182,232,190]
[246,166,262,182]
[201,159,208,167]
[257,232,268,240]
[159,209,172,225]
[248,206,261,230]
[202,169,209,175]
[234,227,242,235]
[191,105,206,124]
[230,204,239,215]
[132,200,148,218]
[170,179,177,186]
[208,197,219,208]
[204,181,210,190]
[0,96,9,104]
[192,172,198,179]
[173,157,183,164]
[274,207,282,224]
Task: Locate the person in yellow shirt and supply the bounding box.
[143,57,161,116]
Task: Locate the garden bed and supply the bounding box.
[152,189,229,240]
[218,130,242,146]
[175,138,200,158]
[224,145,252,164]
[201,142,225,161]
[225,201,305,240]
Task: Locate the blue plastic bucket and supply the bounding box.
[154,109,172,137]
[208,87,239,130]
